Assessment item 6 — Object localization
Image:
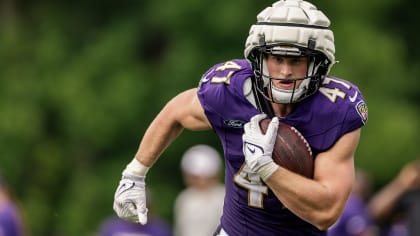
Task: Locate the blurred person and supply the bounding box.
[174,144,225,236]
[0,174,25,236]
[368,159,420,236]
[112,0,369,235]
[97,216,172,236]
[328,168,377,236]
[98,190,172,236]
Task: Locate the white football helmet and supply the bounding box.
[244,0,335,105]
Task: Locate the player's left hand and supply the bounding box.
[113,173,148,224]
[242,114,278,173]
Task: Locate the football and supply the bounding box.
[259,118,314,178]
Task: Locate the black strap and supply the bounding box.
[250,76,275,118]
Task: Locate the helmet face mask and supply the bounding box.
[244,0,335,105]
[250,41,329,104]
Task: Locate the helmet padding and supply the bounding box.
[244,0,335,105]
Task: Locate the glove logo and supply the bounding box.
[116,181,135,195]
[247,145,256,154]
[244,142,264,155]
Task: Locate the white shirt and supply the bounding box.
[174,184,225,236]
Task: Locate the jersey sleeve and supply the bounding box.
[197,59,256,130]
[292,76,368,154]
[340,82,368,134]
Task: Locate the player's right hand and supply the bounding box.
[113,173,148,224]
[242,114,278,172]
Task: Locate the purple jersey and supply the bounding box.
[0,202,24,236]
[197,59,368,236]
[328,194,373,236]
[98,216,172,236]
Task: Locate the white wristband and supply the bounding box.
[258,162,279,181]
[124,158,150,177]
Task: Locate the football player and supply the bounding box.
[113,0,369,235]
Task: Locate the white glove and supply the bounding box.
[113,159,149,224]
[242,114,279,180]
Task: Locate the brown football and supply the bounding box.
[259,118,314,178]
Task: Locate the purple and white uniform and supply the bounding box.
[328,194,374,236]
[98,216,172,236]
[197,59,368,236]
[0,201,24,236]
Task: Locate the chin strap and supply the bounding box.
[251,76,275,118]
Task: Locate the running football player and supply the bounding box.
[113,1,369,235]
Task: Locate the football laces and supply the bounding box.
[290,126,313,156]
